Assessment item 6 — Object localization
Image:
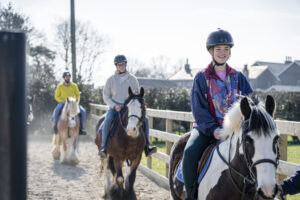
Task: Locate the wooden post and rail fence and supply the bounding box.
[89,103,300,191]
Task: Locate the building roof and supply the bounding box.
[169,68,202,80]
[252,61,289,75]
[277,61,300,77]
[265,85,300,92]
[248,65,269,79]
[137,77,177,88]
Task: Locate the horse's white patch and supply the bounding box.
[198,133,239,199]
[126,99,142,137]
[248,131,279,198]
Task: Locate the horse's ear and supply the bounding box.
[240,97,251,120]
[266,95,276,117]
[140,87,144,98]
[67,97,70,103]
[128,87,133,96]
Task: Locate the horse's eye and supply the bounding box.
[245,135,253,145]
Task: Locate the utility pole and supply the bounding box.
[70,0,77,83]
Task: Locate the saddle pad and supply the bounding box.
[175,145,216,184]
[98,108,127,136]
[197,145,216,184]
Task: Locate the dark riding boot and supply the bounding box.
[98,146,107,159]
[79,128,87,135]
[185,188,196,200]
[144,145,157,157]
[53,124,58,134]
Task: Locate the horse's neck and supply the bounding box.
[218,130,254,194]
[60,104,68,120]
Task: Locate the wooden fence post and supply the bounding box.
[166,119,173,178]
[277,135,288,184]
[147,116,153,169]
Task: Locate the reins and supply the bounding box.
[216,132,280,200]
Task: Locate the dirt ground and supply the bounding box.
[27,135,171,200]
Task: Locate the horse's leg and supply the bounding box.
[124,156,141,200]
[61,134,68,164]
[69,133,79,165]
[51,133,61,159]
[113,157,124,187]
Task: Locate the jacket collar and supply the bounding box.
[203,61,236,80]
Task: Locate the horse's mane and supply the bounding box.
[219,96,276,140]
[61,97,79,120]
[219,98,244,140]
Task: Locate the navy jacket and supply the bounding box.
[282,167,300,195]
[190,64,253,138]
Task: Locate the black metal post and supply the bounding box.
[71,0,77,83]
[0,31,27,200]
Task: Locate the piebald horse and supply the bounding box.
[169,95,280,200]
[51,97,80,165]
[95,87,146,200]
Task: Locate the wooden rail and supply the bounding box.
[89,103,300,191]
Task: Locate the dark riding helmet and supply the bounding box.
[114,55,127,66]
[206,28,234,51]
[62,71,71,78]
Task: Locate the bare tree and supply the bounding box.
[55,19,107,83]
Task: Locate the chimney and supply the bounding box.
[285,56,292,64]
[243,64,249,80]
[185,58,191,75]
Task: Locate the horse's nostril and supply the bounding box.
[133,127,136,131]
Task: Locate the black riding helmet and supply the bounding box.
[62,71,71,78]
[206,28,234,51]
[114,55,127,66]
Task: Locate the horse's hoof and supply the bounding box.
[116,176,124,185]
[51,148,60,159]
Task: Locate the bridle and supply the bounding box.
[216,120,280,200]
[118,96,145,131]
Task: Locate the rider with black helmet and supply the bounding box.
[181,29,253,200]
[98,55,157,158]
[52,71,87,135]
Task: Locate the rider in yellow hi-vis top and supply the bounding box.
[52,72,87,135]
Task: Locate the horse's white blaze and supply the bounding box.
[126,99,142,137]
[250,131,278,197]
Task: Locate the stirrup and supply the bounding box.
[145,146,157,157]
[98,148,107,159]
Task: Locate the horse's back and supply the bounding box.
[169,132,191,200]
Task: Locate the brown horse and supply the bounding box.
[51,97,80,165]
[95,87,146,200]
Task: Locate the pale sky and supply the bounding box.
[2,0,300,86]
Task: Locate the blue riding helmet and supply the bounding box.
[62,71,71,78]
[206,28,234,51]
[114,55,127,66]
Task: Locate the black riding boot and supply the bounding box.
[185,189,196,200]
[79,128,87,135]
[144,145,157,157]
[53,124,58,134]
[98,146,107,159]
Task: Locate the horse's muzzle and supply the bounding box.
[257,184,277,199]
[68,120,76,128]
[127,128,138,137]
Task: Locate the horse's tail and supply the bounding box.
[169,132,191,200]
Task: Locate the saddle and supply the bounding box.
[98,107,128,136]
[175,142,216,185]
